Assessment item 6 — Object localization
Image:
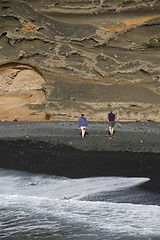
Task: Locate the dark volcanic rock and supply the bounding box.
[0,139,160,193]
[0,121,159,192]
[0,0,160,121]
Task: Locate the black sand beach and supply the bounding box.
[0,121,160,193]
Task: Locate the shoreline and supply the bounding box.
[0,121,160,193]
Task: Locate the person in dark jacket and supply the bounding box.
[78,114,88,138]
[108,110,116,136]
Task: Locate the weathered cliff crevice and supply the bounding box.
[0,63,47,121]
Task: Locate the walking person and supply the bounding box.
[78,114,88,138]
[108,110,116,136]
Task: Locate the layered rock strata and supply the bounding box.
[0,0,160,121]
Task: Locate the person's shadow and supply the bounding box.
[80,132,89,136]
[108,130,116,136]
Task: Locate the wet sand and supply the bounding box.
[0,121,160,193]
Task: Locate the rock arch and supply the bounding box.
[0,62,47,121]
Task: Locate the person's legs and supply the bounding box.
[81,127,86,138]
[110,127,114,135]
[108,122,115,136]
[109,126,112,135]
[111,122,115,135]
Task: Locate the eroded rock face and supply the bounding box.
[0,0,160,121]
[0,63,46,121]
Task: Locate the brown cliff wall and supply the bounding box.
[0,0,160,121]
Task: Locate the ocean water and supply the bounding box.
[0,169,160,240]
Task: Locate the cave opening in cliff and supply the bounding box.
[0,62,47,121]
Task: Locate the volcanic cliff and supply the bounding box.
[0,0,160,121]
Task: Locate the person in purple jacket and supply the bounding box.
[78,114,88,138]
